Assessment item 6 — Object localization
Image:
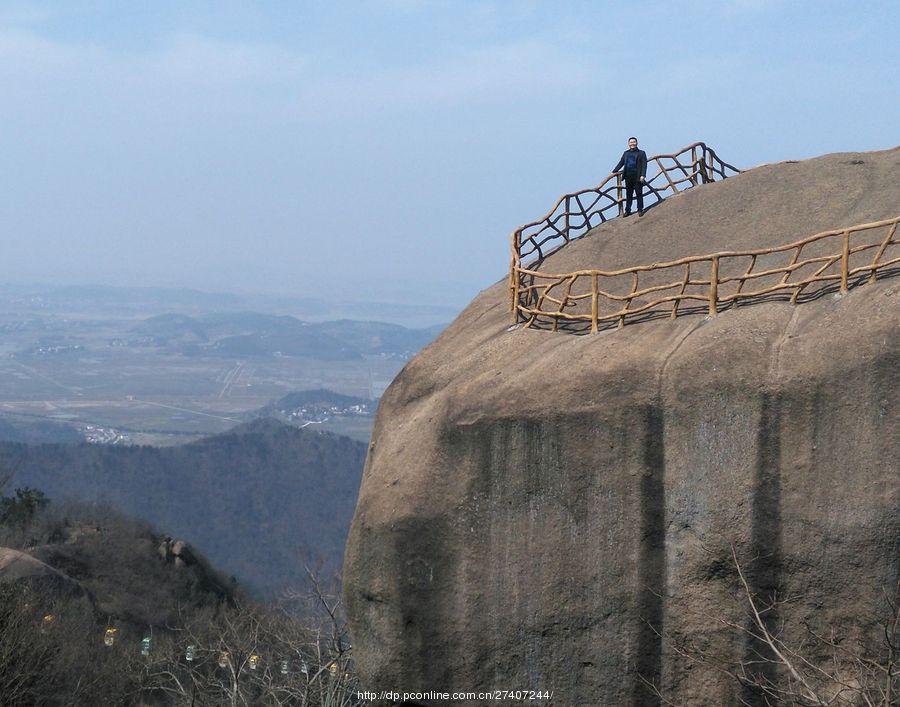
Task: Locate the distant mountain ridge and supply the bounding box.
[130,313,210,342]
[256,389,370,413]
[129,312,442,359]
[2,283,458,328]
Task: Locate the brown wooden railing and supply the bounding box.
[509,142,739,322]
[512,217,899,332]
[511,142,738,264]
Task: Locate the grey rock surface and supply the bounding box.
[0,546,86,598]
[344,148,900,705]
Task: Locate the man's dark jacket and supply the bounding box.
[613,148,647,179]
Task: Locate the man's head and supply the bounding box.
[628,137,638,149]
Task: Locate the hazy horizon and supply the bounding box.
[2,1,897,308]
[0,277,465,313]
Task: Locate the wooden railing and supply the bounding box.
[512,217,899,333]
[509,142,739,321]
[511,142,739,264]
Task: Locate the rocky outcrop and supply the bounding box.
[0,547,87,598]
[344,148,900,705]
[158,536,196,568]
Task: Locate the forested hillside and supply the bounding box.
[0,419,366,594]
[0,492,359,705]
[0,416,84,445]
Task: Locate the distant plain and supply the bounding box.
[0,284,450,444]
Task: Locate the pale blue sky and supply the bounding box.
[1,1,897,307]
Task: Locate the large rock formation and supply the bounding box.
[344,148,899,705]
[0,547,86,597]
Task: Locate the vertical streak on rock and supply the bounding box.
[873,352,900,581]
[633,404,666,706]
[393,515,457,692]
[742,392,783,706]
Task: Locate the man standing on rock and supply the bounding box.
[612,136,648,217]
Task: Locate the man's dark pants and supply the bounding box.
[625,173,644,214]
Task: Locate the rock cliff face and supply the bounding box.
[344,149,900,705]
[0,547,86,597]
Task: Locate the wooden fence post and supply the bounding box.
[617,174,623,217]
[691,145,698,186]
[510,231,521,320]
[869,221,897,283]
[840,230,850,293]
[709,257,719,316]
[591,274,599,333]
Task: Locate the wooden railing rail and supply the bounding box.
[508,142,739,319]
[511,217,899,333]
